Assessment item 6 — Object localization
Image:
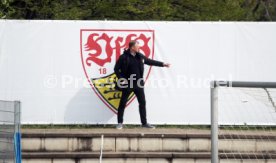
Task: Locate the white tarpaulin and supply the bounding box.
[0,20,276,124]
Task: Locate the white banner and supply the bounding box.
[0,20,276,124]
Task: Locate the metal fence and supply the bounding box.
[0,100,21,163]
[211,81,276,163]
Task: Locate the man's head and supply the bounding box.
[128,40,140,53]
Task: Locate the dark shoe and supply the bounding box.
[142,123,155,129]
[116,123,123,129]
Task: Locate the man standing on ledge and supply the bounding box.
[114,40,170,129]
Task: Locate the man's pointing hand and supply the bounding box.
[163,63,171,68]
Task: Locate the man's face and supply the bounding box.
[131,42,140,53]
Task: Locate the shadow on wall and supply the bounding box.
[64,87,115,124]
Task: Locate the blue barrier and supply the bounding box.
[14,132,22,163]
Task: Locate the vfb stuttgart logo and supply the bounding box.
[80,29,155,113]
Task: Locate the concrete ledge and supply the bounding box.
[21,132,276,140]
[138,138,162,152]
[188,138,211,152]
[22,152,276,159]
[22,133,210,138]
[22,158,276,163]
[21,137,276,153]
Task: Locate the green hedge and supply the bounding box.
[1,0,275,21]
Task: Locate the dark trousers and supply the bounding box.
[117,86,147,125]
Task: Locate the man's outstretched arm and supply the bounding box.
[138,53,170,67]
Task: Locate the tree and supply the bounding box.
[1,0,275,21]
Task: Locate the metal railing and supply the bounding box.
[210,81,276,163]
[0,100,21,163]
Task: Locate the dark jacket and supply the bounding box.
[114,49,164,81]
